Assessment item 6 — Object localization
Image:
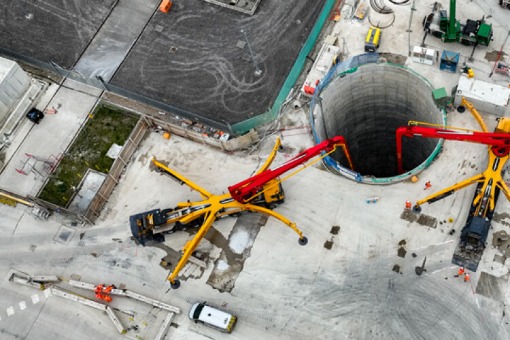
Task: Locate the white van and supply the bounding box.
[188,302,237,333]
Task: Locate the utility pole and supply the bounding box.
[407,0,417,57]
[489,30,510,78]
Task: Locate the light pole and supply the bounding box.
[241,29,262,77]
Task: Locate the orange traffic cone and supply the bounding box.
[160,0,172,13]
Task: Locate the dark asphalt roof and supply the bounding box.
[0,0,116,69]
[1,0,326,126]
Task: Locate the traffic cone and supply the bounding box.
[160,0,172,13]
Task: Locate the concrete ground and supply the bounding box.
[1,1,510,339]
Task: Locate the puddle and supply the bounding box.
[324,240,333,250]
[207,214,268,292]
[397,239,407,258]
[400,209,437,228]
[153,243,185,271]
[417,214,437,228]
[205,227,243,263]
[397,247,407,258]
[392,264,401,273]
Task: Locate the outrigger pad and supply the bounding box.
[170,279,181,289]
[298,236,308,246]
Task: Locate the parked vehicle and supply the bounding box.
[188,302,237,333]
[26,108,44,124]
[365,27,381,52]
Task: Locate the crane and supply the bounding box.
[396,114,510,271]
[130,136,354,288]
[423,0,493,46]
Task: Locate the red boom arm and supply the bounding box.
[396,125,510,174]
[228,136,353,203]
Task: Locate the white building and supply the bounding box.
[0,57,31,124]
[454,75,510,116]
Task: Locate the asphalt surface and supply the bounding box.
[0,0,326,126]
[111,0,326,124]
[0,0,116,69]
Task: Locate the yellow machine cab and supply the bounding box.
[365,27,381,53]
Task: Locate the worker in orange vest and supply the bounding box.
[94,284,104,294]
[464,273,470,282]
[103,285,115,294]
[405,200,412,209]
[424,181,432,190]
[458,267,465,276]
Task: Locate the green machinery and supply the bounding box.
[423,0,493,46]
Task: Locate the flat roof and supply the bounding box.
[111,0,326,125]
[457,76,510,107]
[0,0,116,69]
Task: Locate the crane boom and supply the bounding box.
[131,136,353,288]
[397,117,510,271]
[228,136,353,203]
[396,124,510,174]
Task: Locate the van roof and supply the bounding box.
[199,305,232,328]
[189,303,233,329]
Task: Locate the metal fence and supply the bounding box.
[83,118,149,222]
[144,115,260,153]
[0,46,233,135]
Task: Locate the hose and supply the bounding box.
[370,0,394,14]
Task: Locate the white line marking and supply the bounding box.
[6,306,14,316]
[412,240,455,252]
[19,301,26,311]
[469,280,480,308]
[430,265,457,275]
[31,294,40,304]
[43,289,52,298]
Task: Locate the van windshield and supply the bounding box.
[193,303,205,319]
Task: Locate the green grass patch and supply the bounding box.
[38,105,139,207]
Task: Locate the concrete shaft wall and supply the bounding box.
[315,64,442,178]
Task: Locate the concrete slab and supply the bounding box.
[67,169,107,215]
